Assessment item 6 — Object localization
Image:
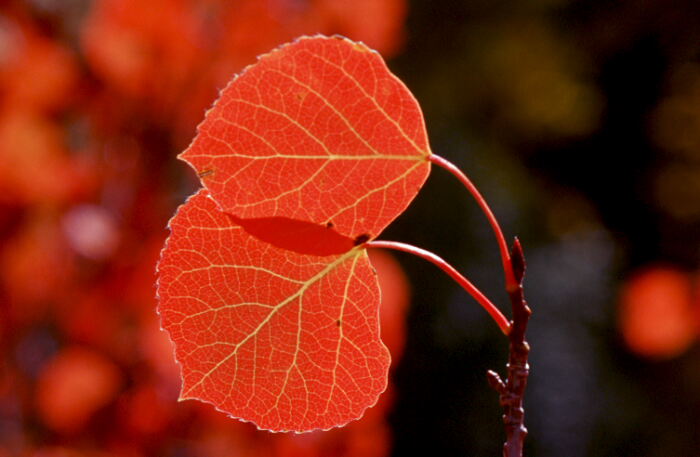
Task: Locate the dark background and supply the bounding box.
[389,1,700,456]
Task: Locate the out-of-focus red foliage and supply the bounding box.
[369,249,411,363]
[1,214,76,324]
[0,112,89,205]
[36,346,123,433]
[0,1,408,455]
[81,0,406,144]
[619,267,698,358]
[81,0,203,108]
[0,20,78,112]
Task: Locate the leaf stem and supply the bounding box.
[429,154,517,292]
[367,240,510,335]
[487,238,531,457]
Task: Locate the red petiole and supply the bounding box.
[369,154,516,334]
[370,153,531,456]
[429,154,518,292]
[367,240,511,335]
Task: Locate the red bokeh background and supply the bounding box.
[0,1,408,455]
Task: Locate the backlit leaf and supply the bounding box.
[157,190,390,432]
[180,35,431,240]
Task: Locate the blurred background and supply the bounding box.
[1,0,699,456]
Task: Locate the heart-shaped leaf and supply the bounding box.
[157,190,390,432]
[180,35,431,240]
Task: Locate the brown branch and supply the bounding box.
[488,237,532,457]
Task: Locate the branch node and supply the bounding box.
[495,237,531,457]
[486,370,506,394]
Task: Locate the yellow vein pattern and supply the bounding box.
[305,50,429,156]
[179,35,431,240]
[157,190,390,432]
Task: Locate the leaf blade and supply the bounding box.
[180,35,431,240]
[157,190,390,432]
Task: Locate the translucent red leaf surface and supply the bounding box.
[157,190,390,432]
[180,35,431,240]
[228,215,355,256]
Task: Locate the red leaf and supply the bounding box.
[180,35,431,240]
[228,215,355,256]
[157,190,390,432]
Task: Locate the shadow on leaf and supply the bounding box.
[228,214,356,256]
